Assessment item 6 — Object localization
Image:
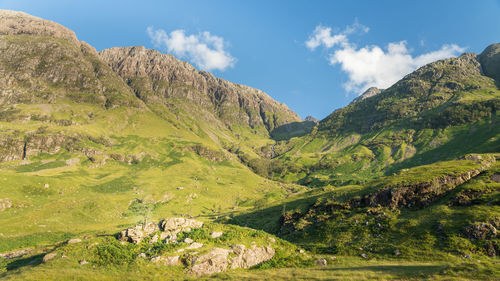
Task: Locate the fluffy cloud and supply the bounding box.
[147,27,236,71]
[306,24,465,94]
[305,21,369,50]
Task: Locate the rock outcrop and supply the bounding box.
[229,244,275,269]
[119,218,203,244]
[118,218,276,276]
[187,248,232,276]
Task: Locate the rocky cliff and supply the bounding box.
[99,46,300,134]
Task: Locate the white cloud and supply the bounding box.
[305,20,369,51]
[147,27,236,71]
[306,23,465,94]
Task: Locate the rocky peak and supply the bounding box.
[479,43,500,81]
[0,10,78,43]
[304,116,319,123]
[352,87,382,103]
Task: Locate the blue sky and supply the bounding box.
[2,0,500,119]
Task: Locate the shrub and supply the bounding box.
[94,240,135,266]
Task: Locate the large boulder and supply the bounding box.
[187,248,232,276]
[230,244,275,269]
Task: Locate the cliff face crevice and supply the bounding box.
[99,46,300,134]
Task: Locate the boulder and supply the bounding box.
[230,244,275,269]
[210,232,223,239]
[315,258,328,266]
[186,242,203,250]
[42,252,57,263]
[0,198,12,212]
[67,238,82,244]
[0,248,32,259]
[183,238,194,244]
[151,255,180,266]
[187,248,231,276]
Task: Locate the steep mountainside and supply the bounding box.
[266,48,500,186]
[0,10,305,267]
[99,46,300,137]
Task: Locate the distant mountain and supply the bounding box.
[268,47,500,186]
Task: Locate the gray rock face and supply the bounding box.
[479,43,500,82]
[187,248,232,276]
[230,244,275,269]
[99,46,300,133]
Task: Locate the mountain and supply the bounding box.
[0,10,307,275]
[266,49,500,186]
[1,9,499,281]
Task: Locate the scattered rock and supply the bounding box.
[42,253,57,263]
[67,238,82,244]
[360,253,369,259]
[44,183,49,188]
[463,254,471,259]
[0,248,32,259]
[0,198,12,212]
[177,186,184,190]
[315,258,328,266]
[186,242,203,250]
[393,249,401,256]
[79,260,88,265]
[298,249,305,254]
[268,237,276,243]
[184,238,194,244]
[464,222,498,240]
[138,253,147,259]
[151,255,179,266]
[187,248,231,276]
[210,232,223,239]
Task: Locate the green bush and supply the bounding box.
[94,240,135,266]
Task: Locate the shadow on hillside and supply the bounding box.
[384,116,500,177]
[227,192,325,234]
[270,121,316,141]
[317,264,447,275]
